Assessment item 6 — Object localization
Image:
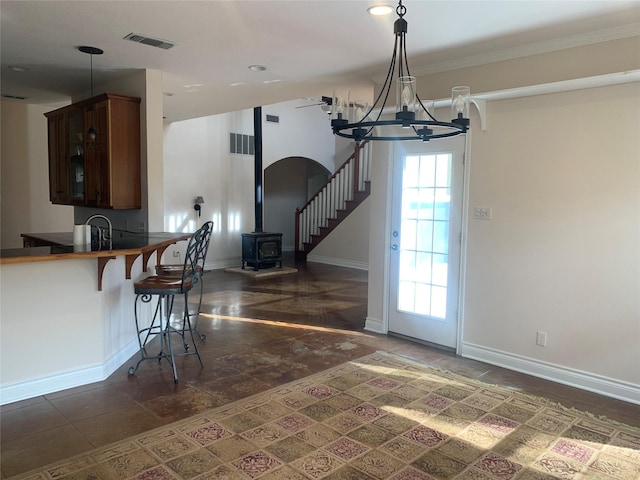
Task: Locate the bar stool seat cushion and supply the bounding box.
[155,264,202,276]
[134,276,193,295]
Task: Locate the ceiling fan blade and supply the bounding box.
[296,96,333,109]
[295,102,324,109]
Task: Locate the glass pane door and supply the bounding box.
[398,153,451,318]
[388,137,465,348]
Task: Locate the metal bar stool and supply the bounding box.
[155,221,213,340]
[128,227,205,383]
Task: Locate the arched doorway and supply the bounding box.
[264,156,330,251]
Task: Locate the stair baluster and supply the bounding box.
[295,141,371,259]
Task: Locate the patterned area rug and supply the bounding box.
[11,352,640,480]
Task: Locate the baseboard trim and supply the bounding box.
[0,339,140,406]
[364,316,385,334]
[206,256,369,272]
[306,255,368,271]
[460,342,640,405]
[204,258,243,271]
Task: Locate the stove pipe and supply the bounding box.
[253,106,263,233]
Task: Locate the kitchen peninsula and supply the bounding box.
[8,230,191,290]
[0,230,191,405]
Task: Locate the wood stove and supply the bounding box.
[240,107,284,271]
[241,232,282,271]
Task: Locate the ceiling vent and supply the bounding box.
[123,33,175,50]
[2,94,27,100]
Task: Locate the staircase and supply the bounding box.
[295,141,371,259]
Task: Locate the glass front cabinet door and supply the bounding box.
[46,112,69,204]
[67,108,85,203]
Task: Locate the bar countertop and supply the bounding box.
[1,230,191,290]
[1,230,189,262]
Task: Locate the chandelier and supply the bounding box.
[330,0,470,142]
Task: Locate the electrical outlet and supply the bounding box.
[536,331,548,347]
[172,250,180,257]
[474,206,492,220]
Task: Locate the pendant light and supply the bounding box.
[78,46,103,144]
[330,0,470,142]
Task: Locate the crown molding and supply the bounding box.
[375,70,639,132]
[374,24,640,83]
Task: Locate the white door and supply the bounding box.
[388,137,466,348]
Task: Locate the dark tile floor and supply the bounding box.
[1,257,638,478]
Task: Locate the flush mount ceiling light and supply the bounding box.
[248,65,267,72]
[331,0,470,142]
[367,4,394,15]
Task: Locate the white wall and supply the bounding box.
[262,99,337,172]
[462,83,640,388]
[163,111,256,267]
[1,102,74,248]
[0,255,145,404]
[366,142,393,332]
[162,101,342,267]
[308,197,370,270]
[366,82,640,402]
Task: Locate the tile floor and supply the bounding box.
[1,257,638,478]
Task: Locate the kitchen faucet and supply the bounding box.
[85,214,113,249]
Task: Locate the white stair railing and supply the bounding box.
[295,141,371,253]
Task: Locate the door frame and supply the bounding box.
[381,132,472,353]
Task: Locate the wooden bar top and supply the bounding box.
[2,231,192,291]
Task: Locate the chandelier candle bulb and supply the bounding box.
[402,87,411,107]
[396,76,416,128]
[331,87,350,125]
[451,86,471,124]
[398,76,416,112]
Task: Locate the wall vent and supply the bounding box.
[266,114,279,123]
[229,133,255,155]
[2,94,27,100]
[123,33,175,50]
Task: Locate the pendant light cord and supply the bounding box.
[90,54,94,97]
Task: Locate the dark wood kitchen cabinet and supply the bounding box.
[44,93,141,209]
